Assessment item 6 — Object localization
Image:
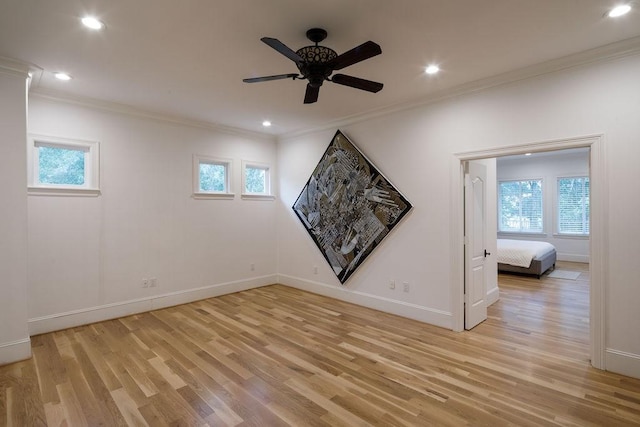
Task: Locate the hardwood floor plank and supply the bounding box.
[111,387,149,427]
[2,263,640,425]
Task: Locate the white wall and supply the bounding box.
[277,53,640,378]
[26,96,279,334]
[0,61,30,364]
[497,149,589,262]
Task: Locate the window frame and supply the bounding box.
[27,134,100,196]
[556,175,590,237]
[241,160,275,200]
[497,178,544,235]
[192,154,234,199]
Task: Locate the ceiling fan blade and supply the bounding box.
[332,74,383,93]
[327,41,382,70]
[304,84,320,104]
[243,73,299,83]
[261,37,304,64]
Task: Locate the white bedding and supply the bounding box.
[497,239,556,268]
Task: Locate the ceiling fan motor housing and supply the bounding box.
[296,45,337,88]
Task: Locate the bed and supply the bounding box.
[497,239,557,278]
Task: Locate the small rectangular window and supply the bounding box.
[242,161,274,200]
[193,155,234,199]
[557,176,589,235]
[498,179,543,233]
[28,134,100,196]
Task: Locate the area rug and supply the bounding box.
[547,269,581,280]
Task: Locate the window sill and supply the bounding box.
[192,192,235,200]
[241,193,276,201]
[553,233,589,240]
[28,186,101,197]
[498,232,547,238]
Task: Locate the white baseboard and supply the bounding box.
[557,253,590,263]
[278,274,452,329]
[605,348,640,379]
[0,337,31,366]
[28,275,277,335]
[487,286,500,306]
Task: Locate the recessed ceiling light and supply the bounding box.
[262,120,272,127]
[425,65,440,75]
[54,72,72,81]
[81,16,105,30]
[608,4,632,17]
[525,153,532,156]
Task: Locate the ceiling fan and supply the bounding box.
[243,28,383,104]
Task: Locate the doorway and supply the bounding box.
[450,134,606,369]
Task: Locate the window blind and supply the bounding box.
[498,180,543,233]
[558,177,590,235]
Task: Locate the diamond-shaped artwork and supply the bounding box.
[292,130,412,283]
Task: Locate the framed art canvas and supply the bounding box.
[292,130,412,283]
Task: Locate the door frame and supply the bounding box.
[450,134,606,370]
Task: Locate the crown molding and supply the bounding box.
[0,56,43,88]
[279,35,640,141]
[29,89,276,142]
[0,56,31,76]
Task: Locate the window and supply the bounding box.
[242,161,274,200]
[28,134,100,196]
[193,155,234,199]
[557,176,589,235]
[498,179,543,233]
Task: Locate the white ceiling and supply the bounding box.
[1,0,639,136]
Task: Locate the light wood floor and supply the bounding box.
[2,262,639,426]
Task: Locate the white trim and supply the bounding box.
[27,133,100,194]
[28,275,277,335]
[20,38,640,141]
[241,160,273,197]
[0,337,31,365]
[487,286,500,306]
[589,135,607,370]
[281,37,640,140]
[29,89,276,141]
[192,192,235,200]
[0,56,31,77]
[28,187,101,197]
[451,134,605,370]
[241,194,276,201]
[556,253,590,263]
[278,274,452,329]
[498,232,548,238]
[605,349,640,379]
[192,154,234,198]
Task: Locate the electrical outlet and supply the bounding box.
[149,278,157,287]
[403,282,410,292]
[142,279,149,288]
[389,280,395,290]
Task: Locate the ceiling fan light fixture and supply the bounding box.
[608,4,632,17]
[81,16,105,30]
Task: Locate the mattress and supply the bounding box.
[497,239,556,268]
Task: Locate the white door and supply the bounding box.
[464,161,488,329]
